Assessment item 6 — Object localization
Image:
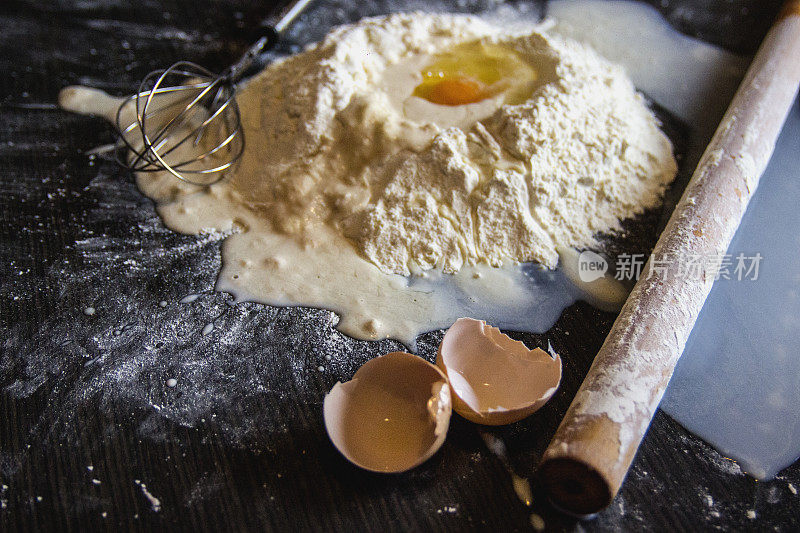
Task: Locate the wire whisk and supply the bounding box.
[115,0,314,186]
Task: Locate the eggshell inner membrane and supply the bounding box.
[437,318,561,424]
[324,351,451,473]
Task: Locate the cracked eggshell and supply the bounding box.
[323,351,452,473]
[436,318,561,425]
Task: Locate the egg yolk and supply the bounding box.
[427,77,487,106]
[413,41,537,106]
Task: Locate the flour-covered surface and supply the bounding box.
[1,0,798,531]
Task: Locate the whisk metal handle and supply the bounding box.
[226,35,270,82]
[268,0,316,34]
[226,0,315,83]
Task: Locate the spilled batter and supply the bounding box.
[61,11,676,344]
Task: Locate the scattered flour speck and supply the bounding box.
[134,480,162,512]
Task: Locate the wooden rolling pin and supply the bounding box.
[538,1,800,516]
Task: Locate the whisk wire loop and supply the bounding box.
[115,61,244,186]
[114,0,315,185]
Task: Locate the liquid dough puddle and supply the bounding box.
[60,11,679,347]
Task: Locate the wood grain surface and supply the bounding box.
[1,0,798,531]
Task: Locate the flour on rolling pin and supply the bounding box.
[540,0,800,515]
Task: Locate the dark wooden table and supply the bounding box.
[1,0,798,531]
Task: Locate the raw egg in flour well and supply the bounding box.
[413,41,538,106]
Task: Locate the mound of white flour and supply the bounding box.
[218,12,677,275]
[61,11,679,342]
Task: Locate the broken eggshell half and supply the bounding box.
[323,351,452,473]
[436,318,562,425]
